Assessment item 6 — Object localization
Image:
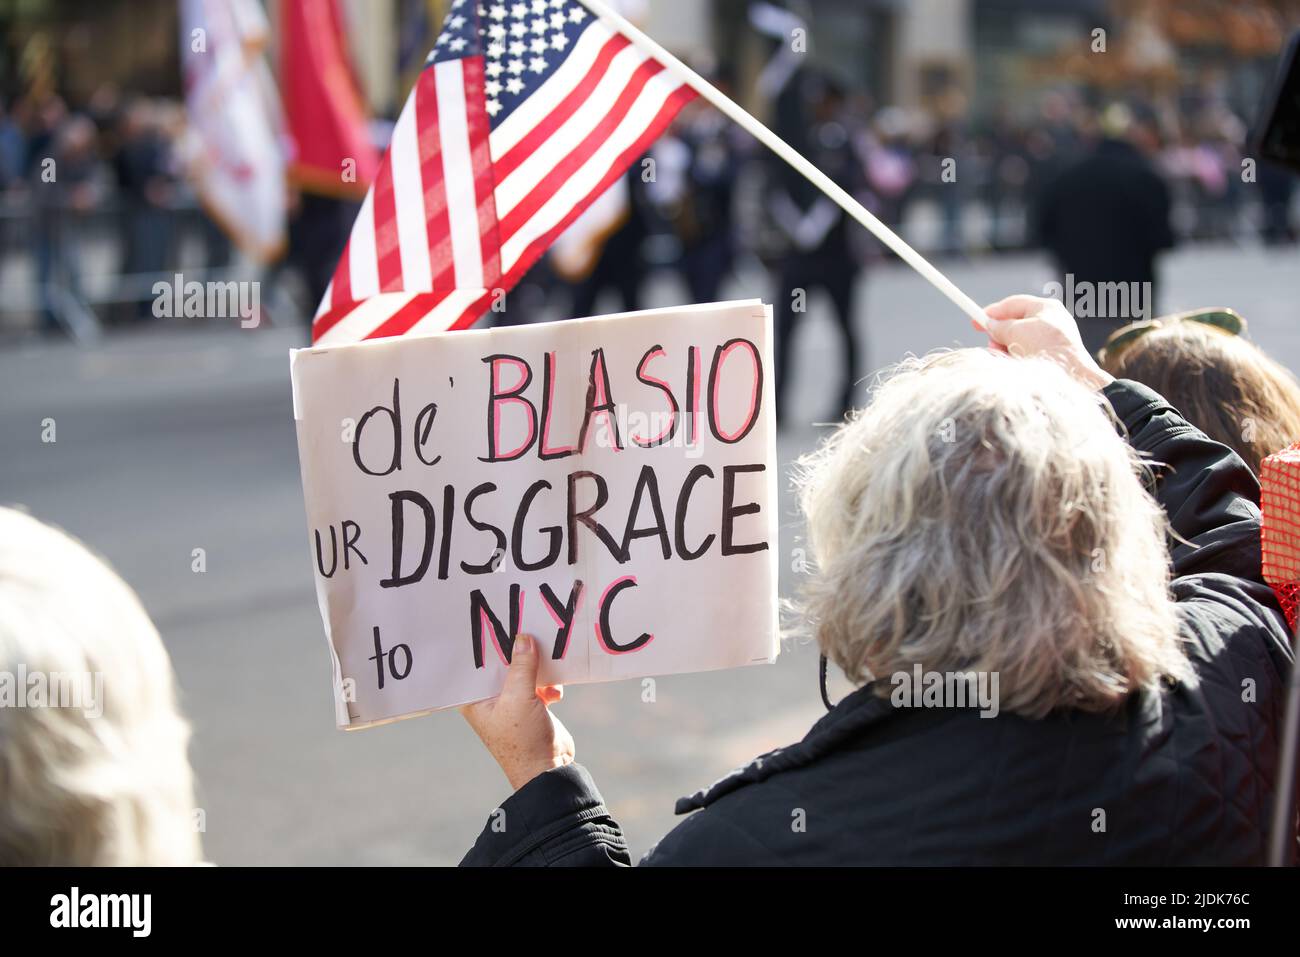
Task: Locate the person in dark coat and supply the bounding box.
[1034,104,1175,355]
[458,294,1295,866]
[113,99,176,322]
[768,71,867,422]
[662,103,739,306]
[567,166,655,320]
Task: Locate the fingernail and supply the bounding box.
[514,635,531,656]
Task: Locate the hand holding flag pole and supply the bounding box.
[580,0,990,331]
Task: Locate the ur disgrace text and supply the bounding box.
[312,343,769,684]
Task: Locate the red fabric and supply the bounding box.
[280,0,380,196]
[1259,441,1300,628]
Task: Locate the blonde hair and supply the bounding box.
[0,507,201,865]
[795,349,1190,719]
[1100,323,1300,474]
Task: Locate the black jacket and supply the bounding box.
[1033,138,1175,353]
[462,380,1296,866]
[1034,138,1175,291]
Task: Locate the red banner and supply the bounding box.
[281,0,380,198]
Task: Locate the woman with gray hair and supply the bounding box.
[0,508,202,865]
[460,294,1296,865]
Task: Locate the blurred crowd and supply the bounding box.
[0,86,234,335]
[1,63,1297,341]
[533,68,1298,413]
[635,72,1299,275]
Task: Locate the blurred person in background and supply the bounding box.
[31,113,105,336]
[113,98,177,323]
[1039,89,1087,159]
[926,88,971,257]
[857,106,917,233]
[458,295,1294,865]
[1099,309,1300,474]
[1164,108,1241,242]
[286,188,361,322]
[564,164,655,320]
[19,91,68,179]
[1034,102,1175,355]
[981,107,1032,251]
[649,86,740,305]
[1022,90,1087,210]
[1258,159,1296,245]
[84,83,123,141]
[768,70,868,422]
[0,507,202,865]
[1205,107,1247,241]
[0,97,26,192]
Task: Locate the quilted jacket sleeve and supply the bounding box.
[1104,378,1293,664]
[459,764,631,866]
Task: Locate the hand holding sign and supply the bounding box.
[460,635,575,790]
[291,300,779,728]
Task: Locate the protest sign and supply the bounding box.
[291,300,779,729]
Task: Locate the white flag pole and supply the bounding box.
[581,0,989,330]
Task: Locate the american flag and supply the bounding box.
[312,0,695,345]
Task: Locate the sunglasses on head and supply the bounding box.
[1097,308,1247,366]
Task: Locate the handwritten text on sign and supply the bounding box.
[291,301,779,728]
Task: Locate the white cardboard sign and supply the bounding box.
[291,300,779,729]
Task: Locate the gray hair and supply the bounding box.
[0,507,201,864]
[795,349,1190,718]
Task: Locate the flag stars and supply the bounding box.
[433,0,581,111]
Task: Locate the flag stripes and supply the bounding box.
[312,2,693,347]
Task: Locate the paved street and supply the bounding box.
[1,242,1297,864]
